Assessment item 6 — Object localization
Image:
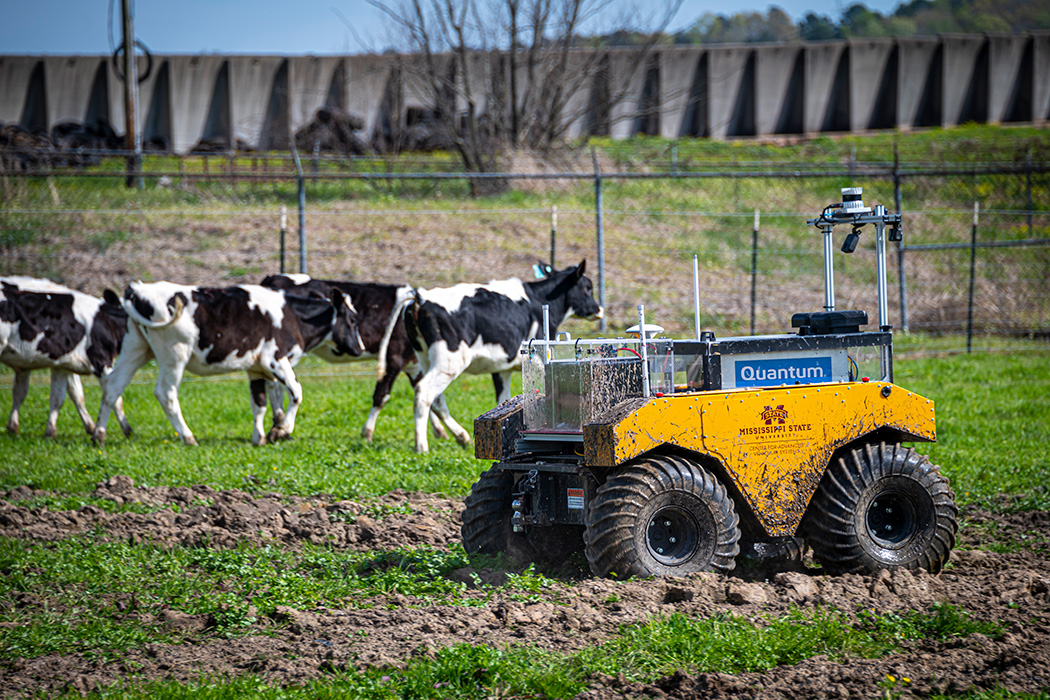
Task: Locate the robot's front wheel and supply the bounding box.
[803,442,958,574]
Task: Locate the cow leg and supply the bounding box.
[428,392,470,446]
[249,376,270,446]
[64,372,97,436]
[94,324,152,446]
[362,361,401,442]
[265,380,287,428]
[6,370,31,435]
[45,370,72,438]
[413,369,470,453]
[406,366,450,440]
[266,358,302,443]
[112,396,133,438]
[492,371,514,405]
[154,360,196,446]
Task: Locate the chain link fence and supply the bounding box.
[1,150,1048,355]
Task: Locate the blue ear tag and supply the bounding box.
[532,264,546,279]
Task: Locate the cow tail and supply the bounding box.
[376,285,415,381]
[123,288,187,329]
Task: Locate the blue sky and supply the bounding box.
[1,0,903,55]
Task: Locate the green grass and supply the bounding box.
[0,356,498,499]
[893,341,1050,511]
[0,347,1043,697]
[0,535,498,659]
[2,345,1048,508]
[29,604,1002,699]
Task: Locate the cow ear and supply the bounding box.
[103,289,120,305]
[575,260,586,279]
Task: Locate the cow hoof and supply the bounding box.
[361,427,374,442]
[121,425,133,438]
[6,423,18,435]
[182,435,199,447]
[266,428,291,443]
[455,434,473,447]
[44,428,57,439]
[91,428,106,446]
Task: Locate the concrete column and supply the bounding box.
[42,57,101,126]
[347,54,393,139]
[658,47,700,139]
[804,41,846,133]
[848,38,894,132]
[987,33,1029,123]
[561,52,596,140]
[896,37,940,127]
[165,56,226,153]
[0,57,38,124]
[708,45,753,140]
[754,44,803,136]
[1034,32,1050,121]
[229,56,286,150]
[607,51,647,139]
[288,56,345,136]
[941,33,986,127]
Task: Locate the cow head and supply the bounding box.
[101,289,127,320]
[553,260,603,321]
[328,288,366,357]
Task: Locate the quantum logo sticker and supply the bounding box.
[735,356,832,388]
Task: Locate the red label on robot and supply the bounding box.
[567,488,585,510]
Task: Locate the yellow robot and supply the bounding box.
[467,188,957,578]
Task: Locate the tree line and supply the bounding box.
[654,0,1048,45]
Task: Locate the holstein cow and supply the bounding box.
[93,282,364,446]
[378,261,603,453]
[260,273,452,441]
[0,276,131,438]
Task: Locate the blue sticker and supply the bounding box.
[735,356,833,387]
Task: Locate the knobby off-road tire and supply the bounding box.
[804,442,958,574]
[461,466,536,566]
[461,466,584,568]
[583,454,741,579]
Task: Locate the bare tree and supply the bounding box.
[368,0,681,192]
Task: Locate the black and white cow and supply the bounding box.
[260,274,450,441]
[378,261,603,453]
[93,282,364,446]
[0,276,131,438]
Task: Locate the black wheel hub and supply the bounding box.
[866,491,916,547]
[646,507,700,565]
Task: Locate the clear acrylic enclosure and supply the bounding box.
[522,338,674,432]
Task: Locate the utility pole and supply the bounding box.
[122,0,142,188]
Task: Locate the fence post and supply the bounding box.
[279,205,287,274]
[593,147,607,332]
[894,143,909,331]
[292,146,307,275]
[1027,147,1034,238]
[550,205,557,268]
[749,209,759,335]
[967,201,979,353]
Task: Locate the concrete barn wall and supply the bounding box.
[1,32,1046,154]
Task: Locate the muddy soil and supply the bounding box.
[1,476,1048,698]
